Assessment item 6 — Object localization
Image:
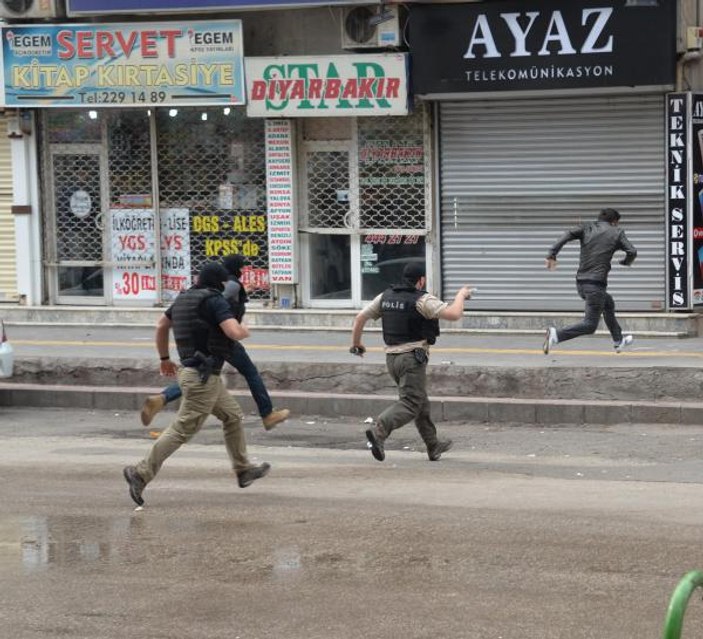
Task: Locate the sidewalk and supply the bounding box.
[2,324,702,426]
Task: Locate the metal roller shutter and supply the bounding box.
[439,94,665,311]
[0,115,16,302]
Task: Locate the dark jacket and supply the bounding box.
[548,220,637,284]
[223,276,247,322]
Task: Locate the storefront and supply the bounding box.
[410,0,677,311]
[1,10,431,308]
[245,54,430,308]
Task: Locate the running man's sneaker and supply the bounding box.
[365,428,385,462]
[123,466,146,506]
[543,327,558,355]
[237,462,271,488]
[428,439,453,462]
[614,334,634,353]
[262,408,290,430]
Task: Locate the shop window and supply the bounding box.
[302,118,352,141]
[357,106,427,230]
[106,110,153,207]
[361,234,426,300]
[46,110,102,144]
[155,107,269,300]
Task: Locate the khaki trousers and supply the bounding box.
[136,367,251,483]
[375,351,438,448]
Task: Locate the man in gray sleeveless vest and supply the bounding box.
[350,262,473,462]
[123,262,270,506]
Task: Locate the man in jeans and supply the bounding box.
[123,262,271,507]
[350,262,473,462]
[140,255,289,431]
[543,208,638,354]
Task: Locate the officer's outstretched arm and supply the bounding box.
[220,318,250,341]
[438,286,473,321]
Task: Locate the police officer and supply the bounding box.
[123,262,270,506]
[140,255,290,430]
[350,262,473,462]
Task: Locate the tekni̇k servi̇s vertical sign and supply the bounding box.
[667,94,692,310]
[0,20,245,107]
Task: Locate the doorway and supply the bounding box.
[48,145,110,305]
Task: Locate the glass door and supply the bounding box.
[301,142,359,306]
[48,144,110,305]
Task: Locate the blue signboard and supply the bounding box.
[0,21,245,107]
[68,0,371,15]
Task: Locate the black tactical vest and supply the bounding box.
[171,287,220,360]
[380,286,440,346]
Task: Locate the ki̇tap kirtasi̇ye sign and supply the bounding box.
[0,20,245,107]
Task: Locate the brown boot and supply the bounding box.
[140,394,166,427]
[262,408,290,431]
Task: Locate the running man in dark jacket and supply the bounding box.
[543,208,637,354]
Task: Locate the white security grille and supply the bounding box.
[107,110,153,207]
[0,115,16,302]
[439,95,666,311]
[305,148,350,229]
[357,108,427,230]
[53,153,103,262]
[156,108,269,299]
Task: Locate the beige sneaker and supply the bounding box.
[262,408,290,430]
[140,394,166,427]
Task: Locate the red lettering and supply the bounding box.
[308,78,323,99]
[358,78,375,99]
[251,80,266,100]
[277,79,294,98]
[57,30,75,60]
[385,77,400,98]
[159,29,181,58]
[95,31,115,59]
[115,31,138,58]
[341,79,358,99]
[141,30,158,57]
[325,79,341,98]
[76,31,94,59]
[289,80,305,100]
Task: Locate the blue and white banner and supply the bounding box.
[0,20,245,107]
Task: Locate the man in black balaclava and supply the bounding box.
[123,261,271,507]
[350,261,474,463]
[140,256,290,430]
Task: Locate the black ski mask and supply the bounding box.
[197,262,229,292]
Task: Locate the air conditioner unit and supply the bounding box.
[341,5,401,50]
[0,0,64,20]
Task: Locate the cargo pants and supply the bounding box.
[136,367,253,484]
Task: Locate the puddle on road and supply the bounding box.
[0,514,304,578]
[0,515,137,572]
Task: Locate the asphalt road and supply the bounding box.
[1,407,703,638]
[7,324,703,367]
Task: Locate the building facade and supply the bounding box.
[3,1,432,309]
[3,0,703,312]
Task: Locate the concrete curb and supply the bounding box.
[2,382,701,426]
[8,357,703,403]
[1,306,699,336]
